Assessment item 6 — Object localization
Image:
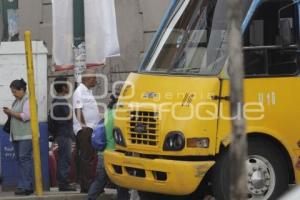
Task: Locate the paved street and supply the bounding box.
[0,188,118,200]
[0,188,216,200]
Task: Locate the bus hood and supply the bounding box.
[114,73,221,155]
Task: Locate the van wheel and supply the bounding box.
[212,139,289,200]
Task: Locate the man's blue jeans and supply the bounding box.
[13,140,33,191]
[56,136,72,188]
[87,154,130,200]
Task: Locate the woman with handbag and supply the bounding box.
[2,79,34,195]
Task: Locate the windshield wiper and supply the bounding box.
[170,67,201,73]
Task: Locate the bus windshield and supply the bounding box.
[141,0,252,75]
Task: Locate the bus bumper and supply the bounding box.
[104,151,215,195]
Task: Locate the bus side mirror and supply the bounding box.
[279,18,292,46]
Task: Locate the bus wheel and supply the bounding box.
[212,139,289,200]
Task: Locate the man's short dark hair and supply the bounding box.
[53,77,68,93]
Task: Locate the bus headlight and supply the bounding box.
[113,127,126,147]
[163,131,185,151]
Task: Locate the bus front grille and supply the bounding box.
[128,111,159,146]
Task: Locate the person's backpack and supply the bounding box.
[91,119,107,151]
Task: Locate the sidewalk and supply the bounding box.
[0,188,117,200]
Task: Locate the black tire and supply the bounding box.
[212,139,289,200]
[211,149,230,200]
[189,170,212,199]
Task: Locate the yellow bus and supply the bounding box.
[104,0,300,199]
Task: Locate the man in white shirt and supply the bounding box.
[73,69,101,193]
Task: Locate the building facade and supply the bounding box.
[0,0,171,110]
[1,0,171,73]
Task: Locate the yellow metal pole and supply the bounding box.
[24,31,43,196]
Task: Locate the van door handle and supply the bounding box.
[211,95,230,101]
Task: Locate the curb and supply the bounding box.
[0,194,86,200]
[0,189,117,200]
[0,193,116,200]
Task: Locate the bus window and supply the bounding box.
[243,0,299,77]
[142,0,252,75]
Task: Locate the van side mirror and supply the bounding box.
[279,18,292,46]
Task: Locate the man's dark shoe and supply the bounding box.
[25,190,34,195]
[59,185,77,191]
[80,188,88,193]
[14,188,23,195]
[15,189,33,195]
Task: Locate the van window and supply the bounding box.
[243,0,299,77]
